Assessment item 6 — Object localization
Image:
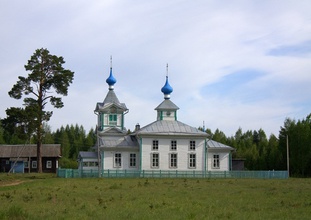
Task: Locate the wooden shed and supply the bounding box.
[0,144,61,173]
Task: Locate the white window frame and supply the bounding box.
[213,154,220,169]
[114,153,122,168]
[32,160,37,169]
[188,153,196,169]
[6,160,10,165]
[46,160,52,169]
[152,140,159,151]
[189,140,196,151]
[151,153,159,169]
[170,140,177,151]
[169,153,178,169]
[24,161,29,168]
[129,153,137,168]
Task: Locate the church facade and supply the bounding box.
[78,63,233,174]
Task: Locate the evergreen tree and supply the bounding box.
[7,48,74,172]
[0,120,6,144]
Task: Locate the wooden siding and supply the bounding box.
[141,137,206,171]
[207,152,231,171]
[103,151,140,170]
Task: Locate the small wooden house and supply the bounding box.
[0,144,61,173]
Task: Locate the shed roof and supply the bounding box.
[78,151,98,158]
[99,135,139,148]
[207,140,234,150]
[0,144,61,158]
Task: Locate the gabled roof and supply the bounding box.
[99,127,127,135]
[95,90,128,112]
[135,120,209,137]
[0,144,61,158]
[155,99,179,111]
[207,140,234,150]
[103,90,120,105]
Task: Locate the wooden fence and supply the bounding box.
[57,168,288,179]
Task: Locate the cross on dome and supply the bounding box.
[161,64,173,99]
[106,56,117,90]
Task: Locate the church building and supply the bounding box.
[78,62,234,175]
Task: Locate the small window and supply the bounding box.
[83,162,88,167]
[213,154,220,169]
[46,161,52,169]
[32,161,37,169]
[94,162,99,166]
[89,161,95,167]
[170,140,177,151]
[152,140,159,150]
[6,160,10,165]
[189,140,196,150]
[109,114,117,126]
[151,153,159,168]
[114,153,122,168]
[188,153,196,169]
[130,153,136,167]
[24,161,29,168]
[169,153,178,169]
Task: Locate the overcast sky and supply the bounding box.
[1,0,311,137]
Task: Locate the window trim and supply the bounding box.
[170,140,177,151]
[212,154,220,169]
[188,153,196,169]
[109,114,117,126]
[151,153,159,169]
[129,153,137,168]
[152,140,159,151]
[114,153,122,168]
[32,160,37,169]
[46,160,52,169]
[189,140,196,151]
[169,153,178,169]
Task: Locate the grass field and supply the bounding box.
[0,174,310,219]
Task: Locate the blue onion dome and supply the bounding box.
[161,75,173,99]
[106,68,117,90]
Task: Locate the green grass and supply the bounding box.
[0,174,311,219]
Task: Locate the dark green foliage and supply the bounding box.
[0,120,6,144]
[59,157,78,169]
[278,114,311,177]
[54,124,96,160]
[202,113,311,177]
[1,107,37,143]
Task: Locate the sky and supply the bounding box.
[1,0,311,137]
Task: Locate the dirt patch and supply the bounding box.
[0,180,25,187]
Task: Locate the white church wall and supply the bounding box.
[141,137,206,171]
[103,151,139,170]
[207,151,230,171]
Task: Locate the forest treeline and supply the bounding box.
[1,114,311,177]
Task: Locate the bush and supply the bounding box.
[59,157,78,169]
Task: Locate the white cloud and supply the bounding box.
[1,0,311,137]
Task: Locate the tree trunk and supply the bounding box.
[37,141,42,173]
